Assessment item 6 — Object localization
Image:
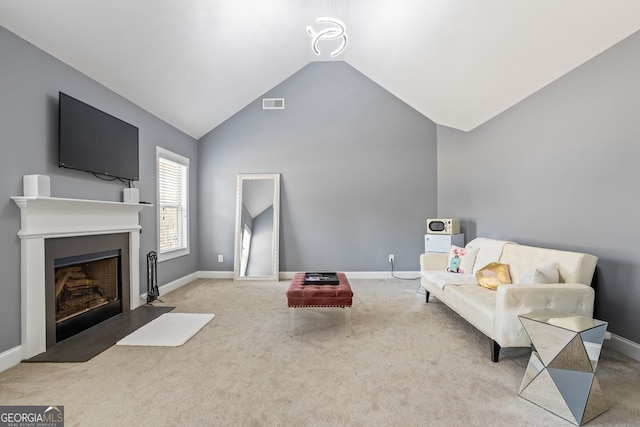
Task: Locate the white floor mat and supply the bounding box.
[116,312,215,347]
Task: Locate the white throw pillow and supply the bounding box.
[447,245,479,274]
[520,263,559,284]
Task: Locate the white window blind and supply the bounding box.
[157,147,189,260]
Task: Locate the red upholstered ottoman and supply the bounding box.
[286,272,353,336]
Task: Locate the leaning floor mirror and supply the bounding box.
[234,174,280,281]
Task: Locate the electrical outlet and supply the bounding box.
[217,254,223,263]
[388,254,394,263]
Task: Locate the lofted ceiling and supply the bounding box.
[1,1,640,139]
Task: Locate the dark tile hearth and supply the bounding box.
[25,304,174,363]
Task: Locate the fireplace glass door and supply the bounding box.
[54,250,122,342]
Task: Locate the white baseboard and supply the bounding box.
[139,271,201,302]
[139,271,236,302]
[194,271,420,280]
[606,333,640,362]
[0,345,23,373]
[279,271,420,280]
[198,271,234,279]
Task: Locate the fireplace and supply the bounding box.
[45,234,131,347]
[56,253,120,326]
[12,196,148,359]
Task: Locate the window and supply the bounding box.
[156,147,189,261]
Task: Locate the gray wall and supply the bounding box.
[198,62,438,273]
[437,30,640,344]
[0,26,199,353]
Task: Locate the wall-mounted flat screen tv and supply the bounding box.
[59,92,139,181]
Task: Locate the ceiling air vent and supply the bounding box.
[262,98,285,110]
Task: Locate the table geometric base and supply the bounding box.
[519,352,608,425]
[519,311,608,425]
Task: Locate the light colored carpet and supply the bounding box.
[1,278,639,427]
[116,313,215,347]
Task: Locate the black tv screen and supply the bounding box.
[59,92,139,181]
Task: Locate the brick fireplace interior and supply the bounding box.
[45,233,131,348]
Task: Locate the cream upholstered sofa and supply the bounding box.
[420,237,598,362]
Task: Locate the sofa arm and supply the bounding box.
[493,283,595,348]
[420,253,449,271]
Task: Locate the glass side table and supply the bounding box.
[518,309,608,425]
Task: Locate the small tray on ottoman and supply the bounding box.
[303,272,339,285]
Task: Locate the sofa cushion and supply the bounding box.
[500,244,597,285]
[445,285,496,338]
[421,271,478,290]
[476,262,512,290]
[520,263,559,284]
[447,245,478,274]
[466,238,514,273]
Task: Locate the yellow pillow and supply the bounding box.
[476,262,512,290]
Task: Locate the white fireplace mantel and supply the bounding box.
[12,196,151,359]
[12,196,148,238]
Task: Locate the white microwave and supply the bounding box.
[426,218,460,235]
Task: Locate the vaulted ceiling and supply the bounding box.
[1,1,640,139]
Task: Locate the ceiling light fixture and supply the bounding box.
[306,17,348,57]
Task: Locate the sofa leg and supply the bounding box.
[425,291,430,303]
[491,340,501,363]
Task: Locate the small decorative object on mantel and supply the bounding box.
[23,174,50,197]
[123,187,139,203]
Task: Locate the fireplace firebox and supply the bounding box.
[54,250,122,342]
[45,233,131,347]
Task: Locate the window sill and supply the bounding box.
[158,248,190,262]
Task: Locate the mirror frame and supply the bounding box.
[233,173,280,281]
